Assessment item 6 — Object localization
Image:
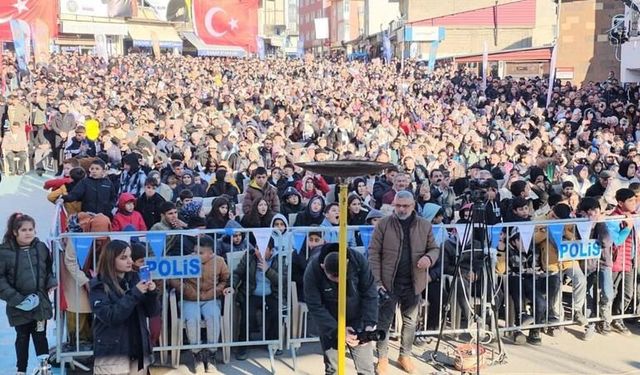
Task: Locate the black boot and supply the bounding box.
[527,328,542,345]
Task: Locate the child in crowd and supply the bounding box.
[62,159,117,218]
[112,193,148,232]
[136,179,167,229]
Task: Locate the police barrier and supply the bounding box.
[51,217,640,374]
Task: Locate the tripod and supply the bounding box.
[429,202,506,374]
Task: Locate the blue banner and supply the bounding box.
[490,226,502,249]
[256,36,265,60]
[383,31,391,64]
[147,232,166,257]
[73,237,93,268]
[360,227,373,255]
[432,225,443,246]
[10,20,30,71]
[292,232,306,254]
[428,40,439,71]
[548,224,565,248]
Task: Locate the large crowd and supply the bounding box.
[1,50,640,374]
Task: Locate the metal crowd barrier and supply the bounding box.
[50,217,640,374]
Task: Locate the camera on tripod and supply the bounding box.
[463,178,490,207]
[356,329,386,344]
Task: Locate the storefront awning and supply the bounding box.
[182,32,247,57]
[128,24,182,49]
[61,20,128,36]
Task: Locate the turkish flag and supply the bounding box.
[0,0,58,42]
[194,0,258,52]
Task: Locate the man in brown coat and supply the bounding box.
[2,122,29,175]
[368,190,440,375]
[242,166,280,215]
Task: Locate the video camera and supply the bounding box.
[356,329,386,344]
[464,178,491,206]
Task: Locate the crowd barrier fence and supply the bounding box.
[49,216,640,374]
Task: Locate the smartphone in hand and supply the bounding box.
[139,265,151,283]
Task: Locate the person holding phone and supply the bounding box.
[90,240,160,375]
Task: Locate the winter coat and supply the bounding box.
[61,240,91,313]
[303,244,378,348]
[604,160,640,206]
[118,168,147,198]
[232,250,286,307]
[135,192,166,229]
[293,196,326,227]
[583,222,614,273]
[242,180,281,215]
[373,177,393,209]
[112,193,147,232]
[63,176,117,218]
[215,221,254,260]
[608,207,636,273]
[368,213,440,295]
[206,181,240,202]
[89,272,160,360]
[0,239,57,326]
[47,183,82,215]
[535,221,576,273]
[1,125,28,152]
[50,112,77,148]
[169,254,229,301]
[175,181,206,198]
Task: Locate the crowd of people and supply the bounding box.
[0,49,640,374]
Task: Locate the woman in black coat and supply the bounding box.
[293,195,326,227]
[90,240,160,375]
[206,196,233,231]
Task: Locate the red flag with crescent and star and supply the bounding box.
[193,0,258,52]
[0,0,58,42]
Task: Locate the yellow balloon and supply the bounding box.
[85,119,100,141]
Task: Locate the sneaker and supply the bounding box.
[235,347,248,361]
[512,330,527,345]
[596,321,611,336]
[275,349,283,356]
[184,351,198,374]
[546,327,561,337]
[611,320,632,336]
[573,311,589,326]
[527,329,542,345]
[414,335,431,347]
[520,314,535,326]
[583,324,596,341]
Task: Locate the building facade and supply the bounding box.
[620,3,640,82]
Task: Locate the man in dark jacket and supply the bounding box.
[304,243,378,375]
[136,179,166,229]
[372,166,397,209]
[585,170,614,208]
[62,159,117,218]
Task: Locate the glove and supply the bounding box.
[16,293,40,312]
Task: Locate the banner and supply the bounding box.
[382,31,391,64]
[490,225,502,249]
[10,20,30,71]
[481,41,488,91]
[256,36,265,60]
[108,0,133,17]
[59,0,108,17]
[147,232,166,257]
[314,17,329,40]
[547,223,565,248]
[253,228,272,259]
[292,232,306,254]
[428,40,439,71]
[576,221,593,242]
[151,31,161,58]
[166,0,190,22]
[73,237,94,268]
[546,44,557,108]
[297,36,304,59]
[94,34,109,61]
[194,0,259,52]
[454,224,470,246]
[360,227,373,253]
[515,224,535,252]
[32,19,50,65]
[145,0,171,21]
[0,0,58,42]
[432,225,443,246]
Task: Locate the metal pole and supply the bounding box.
[337,183,348,375]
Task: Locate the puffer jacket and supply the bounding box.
[63,176,117,218]
[111,193,147,232]
[232,249,287,307]
[368,213,440,295]
[608,207,636,272]
[535,220,576,273]
[0,238,57,326]
[242,180,281,215]
[169,254,229,301]
[89,272,160,359]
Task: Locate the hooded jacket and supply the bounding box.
[232,243,286,307]
[242,179,281,215]
[280,187,303,216]
[293,196,326,226]
[604,160,640,206]
[206,197,232,229]
[303,243,378,349]
[215,220,255,260]
[112,193,147,232]
[271,213,293,254]
[118,153,147,197]
[0,238,57,327]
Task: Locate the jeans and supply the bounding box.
[238,295,279,342]
[15,320,49,372]
[323,342,375,375]
[612,271,634,317]
[565,265,587,313]
[507,273,559,324]
[183,300,222,351]
[376,288,420,358]
[585,267,614,321]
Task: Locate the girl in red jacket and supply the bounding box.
[112,193,147,232]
